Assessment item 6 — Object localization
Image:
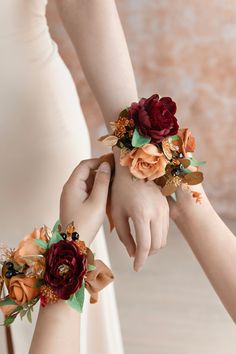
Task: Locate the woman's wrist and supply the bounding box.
[173,185,213,228]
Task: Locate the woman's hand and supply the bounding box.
[60,159,111,246]
[111,149,169,272]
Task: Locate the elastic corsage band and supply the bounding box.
[0,221,114,326]
[99,94,205,202]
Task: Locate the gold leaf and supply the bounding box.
[179,158,190,168]
[98,135,118,147]
[98,134,110,142]
[119,108,129,118]
[154,176,167,188]
[161,181,178,196]
[162,138,173,160]
[182,172,204,185]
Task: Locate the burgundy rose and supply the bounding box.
[44,240,87,300]
[129,94,179,143]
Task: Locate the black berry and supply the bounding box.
[5,262,14,270]
[171,168,180,176]
[72,232,79,241]
[60,232,67,240]
[5,270,16,279]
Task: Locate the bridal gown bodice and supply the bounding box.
[0,0,90,244]
[0,0,53,62]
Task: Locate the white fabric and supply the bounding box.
[0,1,124,353]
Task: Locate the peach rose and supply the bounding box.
[177,128,196,156]
[120,144,167,180]
[14,227,49,266]
[8,276,40,306]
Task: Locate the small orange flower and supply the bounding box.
[191,191,202,203]
[40,285,59,306]
[114,117,134,139]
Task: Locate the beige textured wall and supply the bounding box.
[47,0,236,218]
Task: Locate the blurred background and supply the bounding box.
[46,1,236,353]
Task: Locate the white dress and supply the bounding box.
[0,1,124,354]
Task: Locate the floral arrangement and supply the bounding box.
[99,94,205,200]
[0,221,113,326]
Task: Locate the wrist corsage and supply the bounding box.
[99,94,205,202]
[0,221,114,326]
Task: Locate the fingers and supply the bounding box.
[114,214,136,257]
[88,162,111,209]
[149,219,163,255]
[68,158,101,183]
[133,219,151,272]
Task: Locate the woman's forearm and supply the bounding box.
[56,0,138,130]
[175,190,236,322]
[29,301,80,354]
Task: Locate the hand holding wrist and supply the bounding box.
[60,159,111,246]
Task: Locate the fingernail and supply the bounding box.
[99,162,110,173]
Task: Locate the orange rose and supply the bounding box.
[177,128,196,156]
[120,144,167,180]
[8,276,40,306]
[14,226,50,266]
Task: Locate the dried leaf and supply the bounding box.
[182,171,204,185]
[161,182,178,196]
[154,176,167,188]
[179,158,191,168]
[98,135,118,147]
[162,138,173,160]
[119,108,129,118]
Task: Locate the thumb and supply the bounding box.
[88,162,111,206]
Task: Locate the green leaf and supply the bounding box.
[183,168,192,174]
[170,135,180,141]
[20,309,28,320]
[4,315,16,326]
[27,309,32,323]
[188,157,206,167]
[34,239,48,250]
[0,297,16,306]
[87,264,96,271]
[131,128,151,147]
[48,231,62,248]
[35,279,44,288]
[52,219,61,233]
[67,281,85,313]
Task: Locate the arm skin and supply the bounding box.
[29,160,111,354]
[55,0,138,128]
[169,184,236,323]
[55,0,170,271]
[29,301,81,354]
